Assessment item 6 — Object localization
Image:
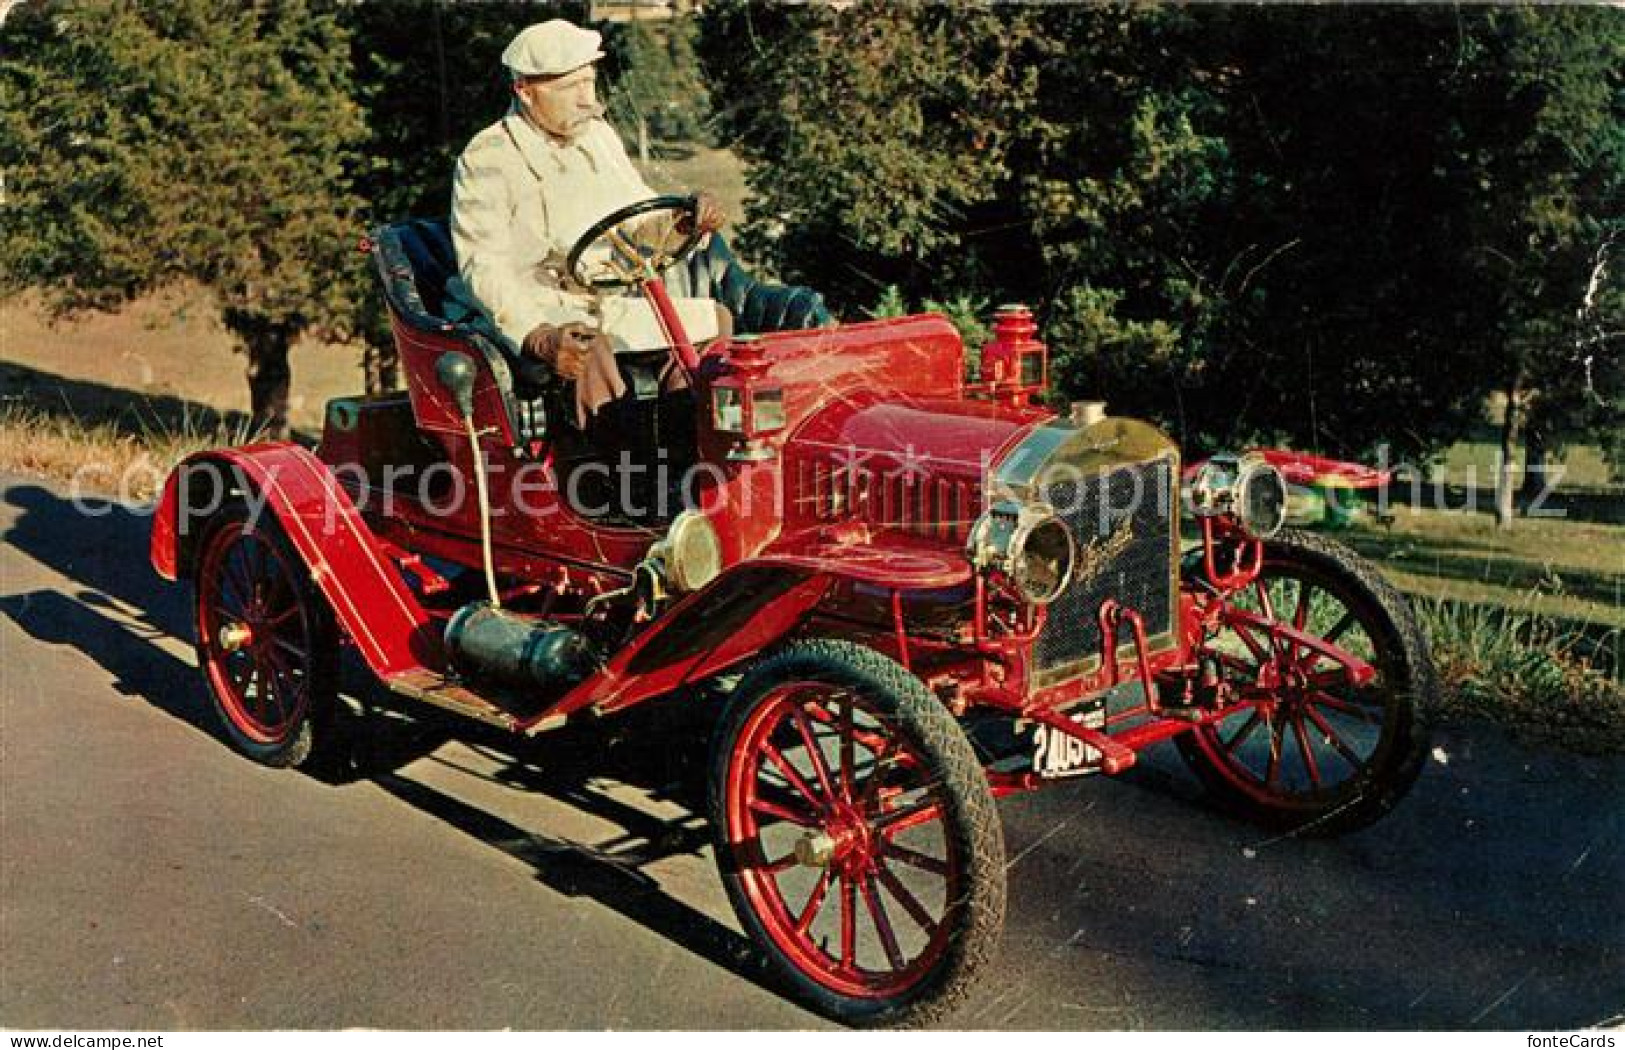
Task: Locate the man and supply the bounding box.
[450,18,726,425]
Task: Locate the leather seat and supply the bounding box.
[375,218,831,341]
[663,234,833,334]
[372,219,832,439]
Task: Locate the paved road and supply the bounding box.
[2,475,1621,1030]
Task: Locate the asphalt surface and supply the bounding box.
[1,474,1621,1030]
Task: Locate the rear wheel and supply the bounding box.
[1177,529,1434,835]
[193,507,338,768]
[710,640,1005,1027]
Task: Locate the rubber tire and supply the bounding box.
[193,505,339,769]
[1177,528,1435,836]
[709,639,1006,1028]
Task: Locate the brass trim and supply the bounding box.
[987,417,1183,692]
[387,675,519,731]
[993,416,1180,503]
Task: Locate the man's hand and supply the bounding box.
[522,321,605,382]
[676,191,725,236]
[693,191,726,234]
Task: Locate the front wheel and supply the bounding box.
[1177,529,1435,835]
[709,640,1005,1028]
[193,506,338,768]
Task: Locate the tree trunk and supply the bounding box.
[637,113,650,164]
[363,340,400,396]
[241,323,295,441]
[1493,374,1522,530]
[1519,425,1547,510]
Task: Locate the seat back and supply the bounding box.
[663,235,834,335]
[369,220,832,454]
[371,220,544,452]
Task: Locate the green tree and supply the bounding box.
[1,0,366,439]
[699,0,1043,306]
[1435,7,1624,525]
[603,13,711,162]
[699,1,1623,488]
[343,0,584,391]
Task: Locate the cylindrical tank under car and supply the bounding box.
[443,602,600,696]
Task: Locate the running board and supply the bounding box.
[384,669,567,734]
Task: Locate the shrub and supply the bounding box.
[1415,596,1625,753]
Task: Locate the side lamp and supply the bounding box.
[978,304,1049,405]
[711,336,786,462]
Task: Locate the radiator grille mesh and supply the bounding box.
[1034,458,1176,681]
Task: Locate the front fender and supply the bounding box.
[557,563,833,716]
[149,444,439,676]
[556,531,976,718]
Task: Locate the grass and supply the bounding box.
[1341,506,1625,629]
[1434,439,1620,494]
[0,399,263,502]
[1414,597,1625,755]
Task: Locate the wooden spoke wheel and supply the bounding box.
[194,508,337,768]
[710,640,1004,1028]
[1179,529,1434,835]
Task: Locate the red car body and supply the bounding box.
[149,213,1432,1026]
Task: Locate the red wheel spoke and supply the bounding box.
[1265,713,1285,788]
[237,544,263,610]
[1290,710,1323,789]
[756,849,799,875]
[271,635,309,665]
[790,705,838,804]
[247,535,270,585]
[839,875,857,971]
[882,839,949,877]
[242,663,266,722]
[875,797,944,838]
[260,648,306,710]
[859,737,901,809]
[264,604,302,629]
[1292,582,1312,632]
[1305,689,1380,724]
[875,862,939,937]
[223,555,256,610]
[1215,652,1260,678]
[1255,578,1278,622]
[1289,583,1313,661]
[1222,709,1263,754]
[265,568,294,605]
[1305,666,1375,691]
[803,702,894,757]
[256,654,289,728]
[1256,579,1294,662]
[224,653,253,694]
[796,870,833,936]
[839,698,856,797]
[259,644,293,684]
[1226,621,1271,663]
[762,740,826,813]
[1303,703,1365,771]
[748,791,819,828]
[861,874,906,972]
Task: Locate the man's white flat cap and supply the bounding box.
[502,19,604,77]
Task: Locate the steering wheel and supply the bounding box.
[566,195,706,293]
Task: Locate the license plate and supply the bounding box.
[1031,707,1106,779]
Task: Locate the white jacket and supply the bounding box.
[449,110,716,352]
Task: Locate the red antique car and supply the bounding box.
[150,198,1435,1027]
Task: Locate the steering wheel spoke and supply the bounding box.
[567,194,705,293]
